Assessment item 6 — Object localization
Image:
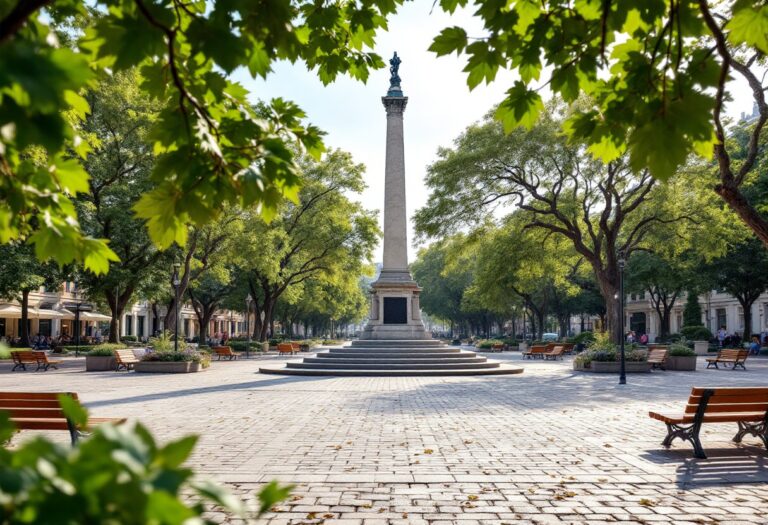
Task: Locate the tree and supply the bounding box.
[411,239,472,337]
[683,291,704,328]
[232,150,379,341]
[704,237,768,339]
[187,270,234,345]
[626,252,687,339]
[414,105,705,340]
[0,242,62,346]
[1,0,400,272]
[74,70,170,342]
[429,1,768,248]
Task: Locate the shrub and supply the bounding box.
[587,331,617,352]
[760,347,768,356]
[475,339,503,349]
[0,342,11,359]
[228,341,258,353]
[322,339,341,345]
[0,402,290,523]
[626,349,648,362]
[141,349,202,363]
[451,339,461,346]
[119,335,138,342]
[591,349,618,362]
[568,331,595,344]
[656,333,684,344]
[149,331,187,352]
[86,344,124,357]
[669,344,696,357]
[680,325,712,341]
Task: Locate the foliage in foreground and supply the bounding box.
[0,401,291,523]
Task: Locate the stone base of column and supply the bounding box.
[360,277,429,340]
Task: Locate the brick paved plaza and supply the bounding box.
[3,351,768,524]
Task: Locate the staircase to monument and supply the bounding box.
[259,340,523,376]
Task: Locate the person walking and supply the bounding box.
[748,335,761,355]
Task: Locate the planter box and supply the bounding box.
[85,355,116,371]
[134,361,203,373]
[590,361,651,373]
[666,355,697,371]
[693,341,709,356]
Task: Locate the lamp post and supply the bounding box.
[245,294,253,359]
[73,284,82,357]
[618,251,627,385]
[260,310,266,346]
[172,263,180,352]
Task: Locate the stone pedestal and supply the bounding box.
[361,71,428,340]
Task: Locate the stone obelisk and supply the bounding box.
[361,52,428,340]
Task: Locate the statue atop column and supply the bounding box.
[387,52,403,97]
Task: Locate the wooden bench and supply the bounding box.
[522,345,548,359]
[0,392,126,445]
[649,387,768,459]
[11,351,62,372]
[561,343,575,354]
[543,345,565,360]
[11,351,38,371]
[291,342,302,352]
[490,343,504,352]
[277,343,298,355]
[213,346,238,360]
[114,349,139,371]
[647,347,669,370]
[706,349,748,370]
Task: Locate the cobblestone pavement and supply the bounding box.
[3,350,768,524]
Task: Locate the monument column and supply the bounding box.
[362,52,428,340]
[381,95,409,277]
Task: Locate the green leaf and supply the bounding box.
[247,39,272,78]
[628,118,689,180]
[52,156,90,195]
[81,238,120,276]
[158,435,198,469]
[727,3,768,53]
[429,27,468,57]
[133,186,189,249]
[494,81,544,132]
[257,481,294,516]
[58,394,88,428]
[146,490,196,524]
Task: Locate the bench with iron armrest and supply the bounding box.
[277,343,299,355]
[115,349,140,371]
[649,386,768,459]
[706,349,748,370]
[213,346,238,360]
[11,351,62,372]
[0,392,126,445]
[647,347,669,370]
[522,345,548,359]
[543,345,565,360]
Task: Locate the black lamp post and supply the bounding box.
[245,294,252,359]
[172,263,180,352]
[73,284,82,357]
[618,250,627,385]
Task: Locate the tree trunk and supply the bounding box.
[716,182,768,250]
[596,275,620,342]
[106,286,133,343]
[20,289,30,347]
[741,299,753,341]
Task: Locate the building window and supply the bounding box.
[0,318,5,337]
[38,319,52,337]
[717,308,727,330]
[125,315,133,336]
[65,282,71,292]
[738,307,744,330]
[137,316,145,337]
[183,318,190,336]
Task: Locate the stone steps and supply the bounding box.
[259,339,524,377]
[304,357,485,365]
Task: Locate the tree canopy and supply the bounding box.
[0,0,400,273]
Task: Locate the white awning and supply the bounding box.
[0,304,22,318]
[59,309,112,322]
[29,308,64,319]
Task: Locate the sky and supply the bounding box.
[234,4,758,264]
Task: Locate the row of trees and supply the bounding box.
[0,71,378,344]
[412,100,768,341]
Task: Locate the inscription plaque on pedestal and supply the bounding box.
[383,297,407,324]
